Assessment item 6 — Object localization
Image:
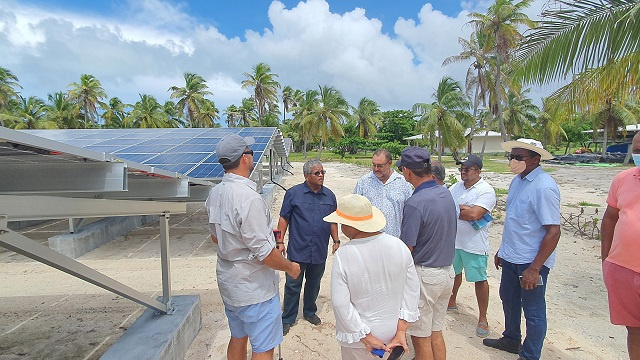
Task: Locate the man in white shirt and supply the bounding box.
[206,134,300,360]
[447,154,496,338]
[354,149,413,238]
[324,194,420,360]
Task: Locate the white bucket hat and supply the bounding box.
[323,194,386,233]
[501,138,554,160]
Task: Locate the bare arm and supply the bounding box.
[521,224,561,289]
[600,205,619,262]
[330,223,340,254]
[458,205,488,221]
[262,248,300,279]
[210,235,218,244]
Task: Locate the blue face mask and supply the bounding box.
[633,153,640,167]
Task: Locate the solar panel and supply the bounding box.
[23,128,278,180]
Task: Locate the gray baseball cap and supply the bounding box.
[216,134,255,163]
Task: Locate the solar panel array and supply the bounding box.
[24,128,277,179]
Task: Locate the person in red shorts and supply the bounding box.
[601,132,640,360]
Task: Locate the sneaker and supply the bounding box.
[303,314,321,325]
[482,337,521,354]
[283,323,291,336]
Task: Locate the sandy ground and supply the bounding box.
[0,160,630,360]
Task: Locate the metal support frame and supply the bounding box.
[159,213,172,310]
[0,221,170,314]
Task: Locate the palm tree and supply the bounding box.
[351,97,382,139]
[587,99,639,156]
[241,63,281,126]
[303,85,348,158]
[46,92,79,129]
[224,104,239,127]
[125,94,168,128]
[1,96,58,129]
[162,100,185,128]
[516,0,640,110]
[443,31,491,152]
[503,89,539,138]
[194,99,220,127]
[413,77,470,162]
[282,86,303,123]
[168,73,213,128]
[237,98,258,127]
[291,89,320,158]
[535,97,568,147]
[100,97,129,128]
[0,67,22,111]
[67,74,107,128]
[468,0,537,141]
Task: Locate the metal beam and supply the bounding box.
[0,163,127,194]
[0,223,169,314]
[0,195,186,222]
[159,214,172,308]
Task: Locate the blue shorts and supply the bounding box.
[452,249,488,283]
[224,294,283,353]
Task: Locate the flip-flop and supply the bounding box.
[447,305,458,312]
[476,321,489,338]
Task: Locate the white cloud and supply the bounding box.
[0,0,557,118]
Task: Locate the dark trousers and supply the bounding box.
[500,259,550,360]
[282,261,326,325]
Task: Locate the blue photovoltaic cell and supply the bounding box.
[23,127,276,179]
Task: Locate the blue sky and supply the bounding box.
[1,0,553,117]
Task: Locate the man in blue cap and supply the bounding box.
[206,133,301,360]
[397,146,457,360]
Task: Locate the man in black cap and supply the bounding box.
[447,154,496,338]
[397,146,457,360]
[206,134,301,360]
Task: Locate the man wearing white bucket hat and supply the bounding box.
[324,194,420,360]
[483,138,560,360]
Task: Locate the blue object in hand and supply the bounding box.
[371,348,385,358]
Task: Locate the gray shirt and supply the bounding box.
[206,172,279,306]
[400,179,457,267]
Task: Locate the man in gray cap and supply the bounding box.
[447,154,496,338]
[206,133,301,360]
[397,146,457,360]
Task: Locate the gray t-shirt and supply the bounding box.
[400,179,457,267]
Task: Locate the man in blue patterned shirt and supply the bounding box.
[354,149,413,237]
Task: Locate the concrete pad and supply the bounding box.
[48,215,156,258]
[101,295,201,360]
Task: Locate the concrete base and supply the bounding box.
[48,215,156,259]
[101,295,201,360]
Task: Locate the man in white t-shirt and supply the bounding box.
[447,154,496,338]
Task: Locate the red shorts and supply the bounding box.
[603,260,640,327]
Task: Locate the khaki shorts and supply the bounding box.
[408,265,455,337]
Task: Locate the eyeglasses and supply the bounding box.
[310,170,326,176]
[372,163,389,169]
[242,150,254,156]
[458,167,478,173]
[508,154,530,161]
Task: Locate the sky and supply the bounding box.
[0,0,557,119]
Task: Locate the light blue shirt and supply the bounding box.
[499,166,560,269]
[354,171,413,237]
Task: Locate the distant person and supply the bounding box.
[483,139,560,360]
[354,148,413,237]
[431,160,446,186]
[277,160,339,336]
[601,132,640,360]
[325,194,420,359]
[398,146,457,360]
[206,134,300,360]
[447,154,496,338]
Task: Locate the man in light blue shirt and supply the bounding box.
[483,139,561,360]
[354,149,413,237]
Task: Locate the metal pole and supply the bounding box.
[159,212,172,311]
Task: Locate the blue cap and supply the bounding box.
[396,146,430,169]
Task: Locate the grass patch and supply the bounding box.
[578,201,600,207]
[495,188,509,196]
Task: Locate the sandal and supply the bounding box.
[476,321,490,338]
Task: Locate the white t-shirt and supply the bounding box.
[449,179,496,255]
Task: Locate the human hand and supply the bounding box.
[386,330,409,354]
[360,333,389,353]
[288,261,301,280]
[494,253,502,270]
[520,267,540,290]
[276,243,286,256]
[332,242,340,254]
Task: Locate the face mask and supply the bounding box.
[509,159,526,174]
[633,153,640,167]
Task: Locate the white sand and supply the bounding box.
[0,160,629,359]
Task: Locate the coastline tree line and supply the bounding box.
[1,0,638,159]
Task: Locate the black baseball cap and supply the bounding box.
[456,154,483,169]
[396,146,431,169]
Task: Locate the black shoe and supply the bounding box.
[283,323,291,336]
[303,314,321,325]
[482,337,521,354]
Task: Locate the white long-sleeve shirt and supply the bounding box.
[331,233,420,348]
